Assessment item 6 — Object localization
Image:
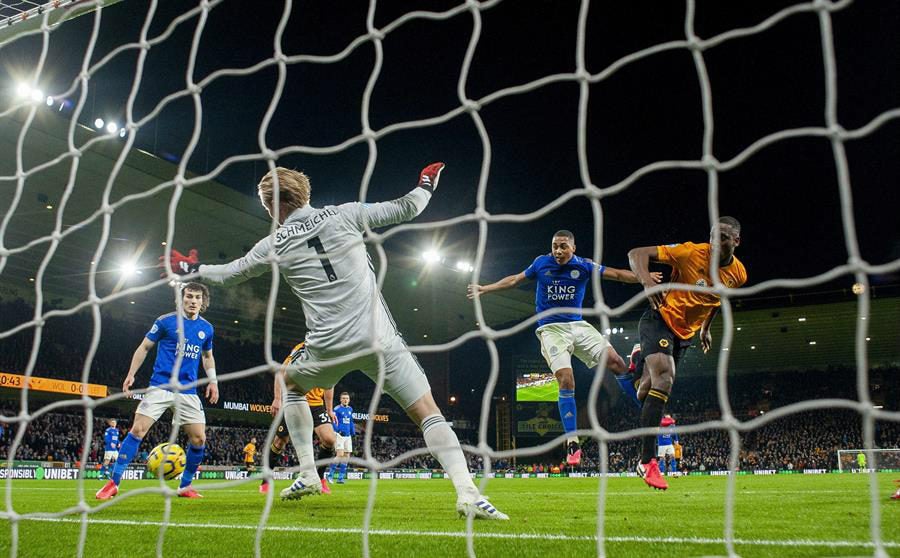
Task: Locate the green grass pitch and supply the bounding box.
[1,474,898,557]
[516,379,560,402]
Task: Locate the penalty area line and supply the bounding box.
[10,517,899,548]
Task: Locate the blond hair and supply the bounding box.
[257,167,311,212]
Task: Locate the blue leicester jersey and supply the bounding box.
[104,427,120,451]
[523,254,605,328]
[657,428,679,446]
[333,405,355,436]
[145,312,214,395]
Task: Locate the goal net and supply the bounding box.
[1,1,898,558]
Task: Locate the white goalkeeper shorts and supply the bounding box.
[658,444,675,458]
[103,451,118,462]
[334,434,353,454]
[136,387,206,426]
[285,334,431,410]
[535,321,611,373]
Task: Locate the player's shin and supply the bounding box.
[557,389,578,442]
[283,393,318,482]
[179,444,205,489]
[316,444,333,480]
[421,414,479,501]
[640,389,669,464]
[111,433,142,485]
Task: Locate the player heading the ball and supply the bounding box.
[628,217,746,491]
[468,230,661,466]
[164,163,508,520]
[96,282,218,500]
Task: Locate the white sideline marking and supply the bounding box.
[11,517,899,548]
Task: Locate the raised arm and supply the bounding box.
[467,272,529,299]
[352,163,445,230]
[601,265,662,284]
[123,337,155,395]
[628,245,665,308]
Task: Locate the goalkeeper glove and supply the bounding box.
[417,162,445,193]
[160,248,200,276]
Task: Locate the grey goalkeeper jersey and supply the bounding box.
[200,187,432,359]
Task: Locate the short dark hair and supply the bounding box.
[719,216,741,235]
[552,230,575,242]
[181,282,210,312]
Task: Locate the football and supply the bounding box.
[146,443,186,480]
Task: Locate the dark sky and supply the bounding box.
[3,0,899,308]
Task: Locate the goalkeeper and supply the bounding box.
[166,163,507,520]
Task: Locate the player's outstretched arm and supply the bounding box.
[186,238,272,286]
[601,266,663,284]
[123,338,155,395]
[628,246,665,309]
[467,272,528,299]
[354,163,445,230]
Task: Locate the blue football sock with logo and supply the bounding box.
[558,389,577,434]
[179,444,205,489]
[338,462,348,481]
[111,433,142,485]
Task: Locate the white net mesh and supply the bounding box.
[1,1,899,557]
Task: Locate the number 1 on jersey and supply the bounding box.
[308,236,338,282]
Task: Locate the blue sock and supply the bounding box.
[615,373,642,409]
[179,444,205,489]
[111,433,142,485]
[672,459,678,473]
[659,457,667,474]
[558,389,577,434]
[328,463,337,478]
[338,462,347,481]
[99,464,106,477]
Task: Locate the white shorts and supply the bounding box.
[334,434,353,454]
[136,387,206,426]
[286,334,431,409]
[658,444,675,458]
[535,321,611,373]
[103,451,118,462]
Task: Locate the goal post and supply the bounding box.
[836,449,900,472]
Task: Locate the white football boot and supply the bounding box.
[279,475,322,501]
[456,496,509,520]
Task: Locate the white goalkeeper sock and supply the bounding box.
[283,391,319,483]
[421,414,479,502]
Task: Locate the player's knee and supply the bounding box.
[605,352,626,374]
[320,431,336,449]
[554,368,575,390]
[652,371,674,393]
[129,424,148,438]
[189,432,206,446]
